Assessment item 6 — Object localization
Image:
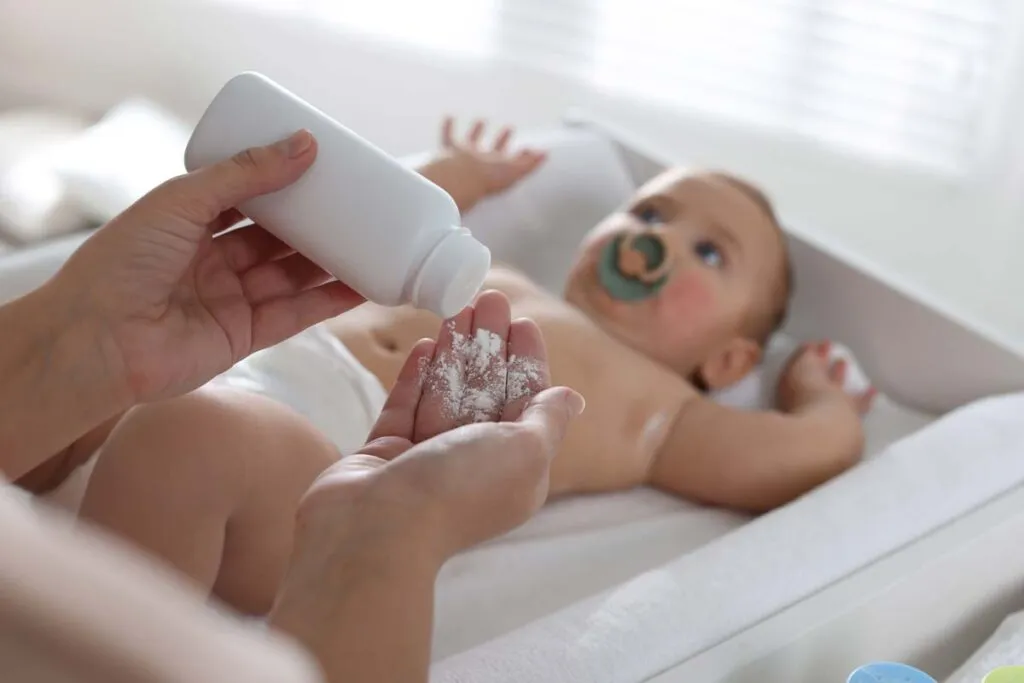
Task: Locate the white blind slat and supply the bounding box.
[587,0,1005,170]
[228,0,1009,172]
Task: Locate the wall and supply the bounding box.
[2,0,1022,338]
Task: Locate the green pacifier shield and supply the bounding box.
[598,234,670,301]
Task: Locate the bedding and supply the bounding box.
[430,389,934,660]
[432,392,1024,682]
[0,108,90,243]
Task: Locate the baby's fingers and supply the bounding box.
[857,387,879,415]
[441,116,456,148]
[467,120,486,148]
[829,358,848,385]
[493,126,514,153]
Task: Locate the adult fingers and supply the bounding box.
[210,208,247,235]
[514,386,585,460]
[241,252,334,304]
[156,129,317,225]
[250,280,364,352]
[459,291,511,426]
[367,339,436,444]
[216,223,295,272]
[501,318,550,422]
[414,306,473,441]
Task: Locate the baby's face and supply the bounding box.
[564,169,786,377]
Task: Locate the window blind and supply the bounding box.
[225,0,498,55]
[223,0,1009,172]
[503,0,1010,172]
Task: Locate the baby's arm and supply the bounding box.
[650,343,873,513]
[416,117,546,214]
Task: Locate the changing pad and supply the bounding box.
[431,392,934,660]
[432,392,1024,683]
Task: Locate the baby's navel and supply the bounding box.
[370,328,401,354]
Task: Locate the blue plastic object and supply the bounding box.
[848,662,936,683]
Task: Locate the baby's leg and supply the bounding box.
[78,386,338,615]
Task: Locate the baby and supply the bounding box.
[19,119,872,616]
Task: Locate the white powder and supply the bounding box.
[425,322,545,423]
[506,354,543,404]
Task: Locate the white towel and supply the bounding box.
[432,393,1024,683]
[433,490,746,660]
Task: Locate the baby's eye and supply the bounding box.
[694,240,724,268]
[636,205,662,225]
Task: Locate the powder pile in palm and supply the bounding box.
[427,323,543,423]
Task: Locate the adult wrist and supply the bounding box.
[268,521,440,673]
[0,279,132,478]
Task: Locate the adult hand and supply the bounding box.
[295,290,584,566]
[53,130,363,403]
[270,292,581,683]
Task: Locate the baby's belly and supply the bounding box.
[325,303,443,390]
[325,302,686,495]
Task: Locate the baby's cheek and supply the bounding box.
[657,270,716,327]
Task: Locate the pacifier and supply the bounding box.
[984,667,1024,683]
[848,662,936,683]
[597,230,676,301]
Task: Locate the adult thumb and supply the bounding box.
[516,387,586,458]
[160,129,317,224]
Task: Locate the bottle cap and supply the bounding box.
[848,662,935,683]
[413,227,491,318]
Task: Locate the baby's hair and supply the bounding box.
[712,173,793,347]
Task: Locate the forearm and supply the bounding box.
[0,281,130,480]
[269,539,439,683]
[651,396,864,512]
[0,485,322,683]
[417,157,484,214]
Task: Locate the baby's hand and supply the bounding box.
[419,118,547,213]
[777,341,876,416]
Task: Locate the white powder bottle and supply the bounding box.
[184,72,490,318]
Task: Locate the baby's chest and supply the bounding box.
[517,304,687,488]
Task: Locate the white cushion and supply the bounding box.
[0,108,91,243]
[51,99,190,223]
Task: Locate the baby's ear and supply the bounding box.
[699,337,762,391]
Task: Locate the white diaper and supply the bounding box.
[208,323,388,455]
